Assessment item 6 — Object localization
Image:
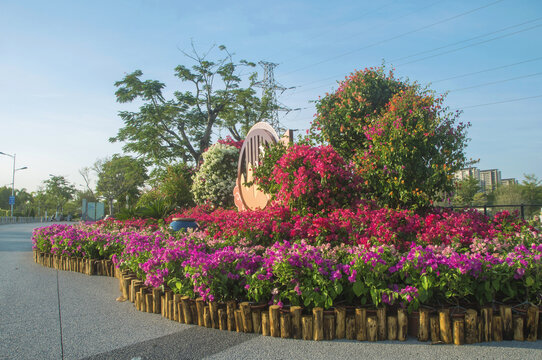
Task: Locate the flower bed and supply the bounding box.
[31,208,542,343]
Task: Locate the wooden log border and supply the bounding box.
[32,250,541,345]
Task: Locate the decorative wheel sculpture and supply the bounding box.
[234,122,279,211]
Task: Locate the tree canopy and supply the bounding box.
[96,155,148,214]
[111,44,272,166]
[44,175,76,214]
[310,67,470,210]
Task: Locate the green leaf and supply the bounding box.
[334,282,343,295]
[353,281,363,297]
[421,276,430,291]
[525,276,534,287]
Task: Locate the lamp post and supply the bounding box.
[0,152,28,217]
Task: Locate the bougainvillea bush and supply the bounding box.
[33,208,542,311]
[309,67,470,210]
[252,144,365,213]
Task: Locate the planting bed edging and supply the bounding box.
[33,250,542,344]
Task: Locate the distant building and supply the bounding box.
[501,178,518,186]
[454,167,511,193]
[480,169,501,192]
[454,167,480,181]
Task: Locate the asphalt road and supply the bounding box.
[1,222,541,360]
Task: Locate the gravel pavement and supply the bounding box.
[1,222,541,360]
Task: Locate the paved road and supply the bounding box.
[1,223,541,360]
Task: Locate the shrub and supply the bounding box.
[309,66,407,161]
[309,67,469,210]
[255,144,365,213]
[158,163,195,209]
[355,87,470,209]
[191,143,239,208]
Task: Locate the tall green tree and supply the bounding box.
[96,155,148,215]
[0,186,10,212]
[453,176,481,206]
[520,174,542,218]
[44,175,76,217]
[111,44,271,166]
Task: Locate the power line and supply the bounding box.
[291,21,542,97]
[289,13,539,94]
[431,56,542,83]
[391,16,542,63]
[458,94,542,109]
[282,0,505,76]
[280,1,449,66]
[398,22,542,66]
[448,72,542,92]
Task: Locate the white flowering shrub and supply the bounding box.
[191,143,239,208]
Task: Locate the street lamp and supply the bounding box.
[0,152,28,217]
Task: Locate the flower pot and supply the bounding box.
[169,217,198,231]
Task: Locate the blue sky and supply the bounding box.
[1,0,541,192]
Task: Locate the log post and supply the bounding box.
[226,301,236,331]
[481,307,493,342]
[313,307,324,341]
[478,317,483,343]
[499,305,512,340]
[526,305,539,341]
[262,311,271,336]
[367,316,377,342]
[209,301,219,329]
[130,279,142,303]
[346,315,356,340]
[190,300,198,324]
[465,309,478,344]
[135,292,141,311]
[121,276,132,301]
[181,296,193,325]
[418,308,430,342]
[171,294,179,321]
[218,308,227,330]
[439,309,452,344]
[397,309,408,341]
[196,298,205,326]
[430,315,440,343]
[453,318,465,345]
[173,294,182,321]
[387,315,398,341]
[164,291,173,319]
[204,306,212,328]
[302,315,313,341]
[176,302,183,324]
[281,313,292,339]
[146,293,153,313]
[168,299,175,321]
[324,315,335,340]
[252,309,262,334]
[377,307,387,341]
[355,308,367,341]
[335,307,346,339]
[492,315,503,342]
[240,302,253,333]
[513,315,524,341]
[291,306,302,339]
[269,305,280,337]
[235,309,243,332]
[139,289,147,312]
